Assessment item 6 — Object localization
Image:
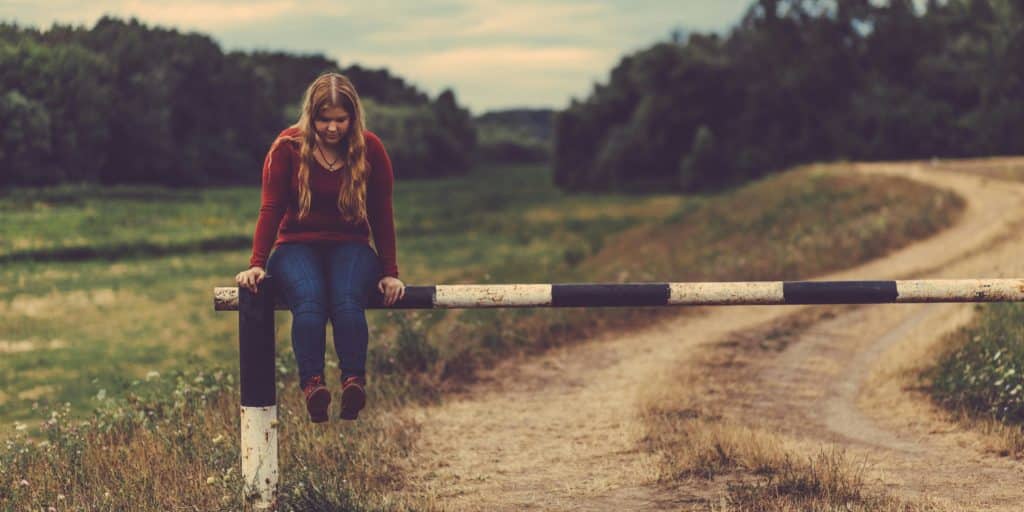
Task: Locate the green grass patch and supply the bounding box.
[927,303,1024,424]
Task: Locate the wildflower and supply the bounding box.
[96,389,107,401]
[146,371,161,381]
[14,423,26,431]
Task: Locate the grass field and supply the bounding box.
[0,161,964,510]
[0,162,684,424]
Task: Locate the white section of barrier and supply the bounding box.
[434,284,552,307]
[668,281,785,305]
[241,405,278,510]
[896,278,1024,302]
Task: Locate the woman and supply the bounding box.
[235,72,405,423]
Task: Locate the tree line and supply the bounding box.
[0,17,477,187]
[554,0,1024,193]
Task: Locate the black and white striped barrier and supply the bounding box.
[218,278,1024,509]
[217,279,1024,311]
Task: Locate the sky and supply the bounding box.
[1,1,756,113]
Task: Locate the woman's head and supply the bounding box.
[280,72,370,222]
[297,73,365,146]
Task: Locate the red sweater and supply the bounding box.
[248,127,399,278]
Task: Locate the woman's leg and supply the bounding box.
[267,243,330,386]
[325,242,383,383]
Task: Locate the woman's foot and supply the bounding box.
[302,375,331,423]
[339,376,366,420]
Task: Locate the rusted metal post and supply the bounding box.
[238,278,278,510]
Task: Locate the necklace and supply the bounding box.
[316,142,342,171]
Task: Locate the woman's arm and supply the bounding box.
[365,132,400,278]
[249,140,292,269]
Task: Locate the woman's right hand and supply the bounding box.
[236,266,267,294]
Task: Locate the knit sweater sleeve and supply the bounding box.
[365,132,400,278]
[249,139,293,269]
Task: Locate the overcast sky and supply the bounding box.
[2,1,755,113]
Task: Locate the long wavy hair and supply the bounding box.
[267,72,369,222]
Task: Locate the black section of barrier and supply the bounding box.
[239,277,277,407]
[367,285,436,309]
[783,280,898,304]
[552,283,669,307]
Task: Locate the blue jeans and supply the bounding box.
[267,241,383,386]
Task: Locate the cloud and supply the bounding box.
[405,45,603,72]
[1,0,754,111]
[119,0,301,31]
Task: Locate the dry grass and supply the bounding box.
[719,449,935,512]
[638,315,939,511]
[933,408,1024,458]
[1,366,423,511]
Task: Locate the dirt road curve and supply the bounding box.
[399,161,1024,511]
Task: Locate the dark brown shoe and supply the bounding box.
[302,375,331,423]
[339,376,366,421]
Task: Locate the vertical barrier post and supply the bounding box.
[238,277,278,510]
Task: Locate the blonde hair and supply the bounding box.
[266,72,369,222]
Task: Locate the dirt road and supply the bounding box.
[398,161,1024,510]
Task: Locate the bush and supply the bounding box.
[929,303,1024,423]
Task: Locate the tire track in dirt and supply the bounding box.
[738,163,1024,510]
[397,161,1024,511]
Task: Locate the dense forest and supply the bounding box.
[0,17,477,186]
[555,0,1024,192]
[8,1,1024,193]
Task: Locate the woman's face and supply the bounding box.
[314,105,351,145]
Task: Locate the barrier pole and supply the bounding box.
[238,278,278,510]
[216,279,1024,312]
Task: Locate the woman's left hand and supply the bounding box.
[378,276,406,306]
